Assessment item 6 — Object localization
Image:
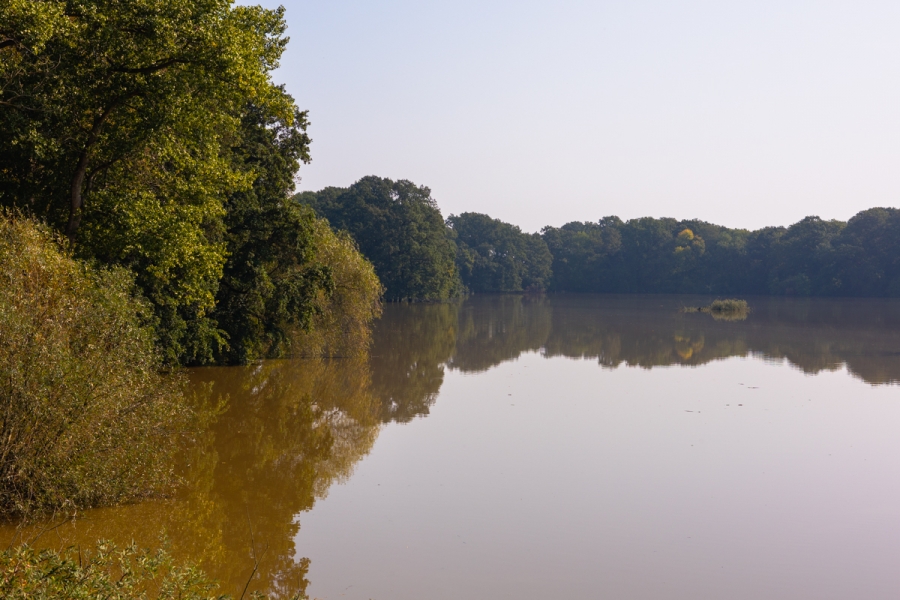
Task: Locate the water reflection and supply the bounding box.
[538,295,900,385]
[0,358,381,597]
[368,293,900,435]
[420,294,900,385]
[370,302,457,423]
[2,294,898,598]
[450,295,552,373]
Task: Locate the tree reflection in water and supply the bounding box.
[370,302,458,423]
[378,294,900,386]
[536,295,900,385]
[0,358,381,598]
[2,294,898,598]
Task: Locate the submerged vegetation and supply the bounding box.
[707,299,749,312]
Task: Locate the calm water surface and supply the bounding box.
[5,295,900,599]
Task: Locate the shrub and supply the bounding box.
[291,218,384,357]
[0,214,188,518]
[0,542,220,600]
[0,541,309,599]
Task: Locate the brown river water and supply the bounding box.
[4,294,900,599]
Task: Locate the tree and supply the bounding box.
[211,100,331,364]
[289,217,384,358]
[831,208,900,297]
[765,216,844,295]
[542,218,623,292]
[0,0,296,362]
[298,176,461,301]
[448,212,552,292]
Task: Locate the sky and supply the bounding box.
[251,0,900,233]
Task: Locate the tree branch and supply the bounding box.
[110,57,188,74]
[66,91,142,240]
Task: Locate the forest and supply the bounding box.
[299,178,900,300]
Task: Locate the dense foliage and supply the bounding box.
[298,177,900,298]
[290,218,384,358]
[212,101,327,364]
[0,543,218,600]
[541,208,900,296]
[297,176,461,301]
[0,216,187,517]
[448,212,552,292]
[1,0,383,365]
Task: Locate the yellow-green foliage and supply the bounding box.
[708,298,749,313]
[0,542,224,600]
[0,215,188,517]
[293,218,384,357]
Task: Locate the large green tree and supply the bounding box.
[298,176,461,301]
[211,100,333,364]
[0,0,295,362]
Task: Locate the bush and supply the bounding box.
[291,218,384,357]
[0,215,188,518]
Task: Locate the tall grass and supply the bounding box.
[0,214,188,518]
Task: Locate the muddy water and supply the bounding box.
[4,295,900,599]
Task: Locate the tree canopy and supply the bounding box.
[297,176,461,301]
[448,212,552,293]
[1,0,384,365]
[0,0,305,362]
[541,209,900,297]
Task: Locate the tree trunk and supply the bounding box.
[65,105,117,241]
[65,150,91,240]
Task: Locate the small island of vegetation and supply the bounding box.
[682,298,751,321]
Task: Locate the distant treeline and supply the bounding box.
[542,211,900,296]
[298,177,900,299]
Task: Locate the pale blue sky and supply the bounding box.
[254,0,900,232]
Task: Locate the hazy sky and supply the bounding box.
[254,0,900,232]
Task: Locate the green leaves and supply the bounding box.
[299,176,462,302]
[448,212,552,293]
[0,0,299,363]
[0,214,188,517]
